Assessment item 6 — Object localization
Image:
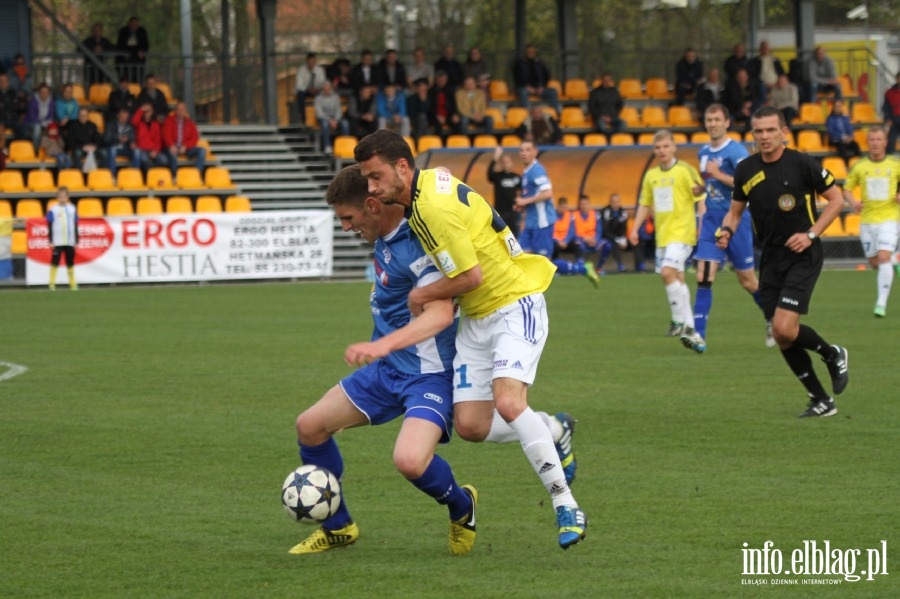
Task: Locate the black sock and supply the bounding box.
[780,345,831,400]
[793,324,836,360]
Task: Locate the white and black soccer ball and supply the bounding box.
[281,464,341,522]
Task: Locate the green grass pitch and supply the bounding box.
[1,271,897,598]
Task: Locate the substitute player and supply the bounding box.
[355,130,586,550]
[629,129,706,343]
[291,165,475,555]
[718,107,849,417]
[842,126,900,317]
[690,104,772,352]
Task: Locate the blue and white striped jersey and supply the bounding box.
[698,138,748,217]
[521,160,557,230]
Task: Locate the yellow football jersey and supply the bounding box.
[845,156,900,224]
[407,168,556,319]
[638,160,703,247]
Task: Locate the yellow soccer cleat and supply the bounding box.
[288,522,359,554]
[448,485,478,556]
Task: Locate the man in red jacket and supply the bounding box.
[882,72,900,153]
[162,101,206,176]
[132,102,171,173]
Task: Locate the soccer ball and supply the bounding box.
[281,464,341,522]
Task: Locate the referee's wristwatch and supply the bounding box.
[806,230,818,241]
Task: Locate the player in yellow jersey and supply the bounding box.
[354,129,586,550]
[842,126,900,317]
[628,130,706,345]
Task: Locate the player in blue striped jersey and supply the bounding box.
[290,165,476,556]
[515,139,557,256]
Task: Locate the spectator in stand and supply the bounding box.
[376,84,411,137]
[882,72,900,153]
[81,23,115,86]
[808,46,841,102]
[406,47,434,91]
[376,49,407,89]
[695,67,725,118]
[107,76,136,121]
[723,43,750,86]
[137,74,170,123]
[24,83,56,151]
[0,72,24,140]
[347,84,378,138]
[463,47,491,99]
[588,73,624,139]
[162,101,206,175]
[295,52,327,125]
[513,44,561,113]
[597,192,633,274]
[434,43,464,89]
[314,81,349,154]
[328,57,354,98]
[407,78,433,139]
[0,132,6,170]
[40,122,71,169]
[826,100,861,164]
[8,53,33,105]
[116,16,149,83]
[725,68,763,131]
[768,73,799,129]
[132,102,170,173]
[515,103,562,146]
[427,70,460,137]
[675,48,704,106]
[65,106,105,170]
[56,83,80,135]
[455,76,493,134]
[487,146,521,235]
[105,106,140,175]
[350,50,377,99]
[748,40,784,92]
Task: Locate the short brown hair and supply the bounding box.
[353,129,415,165]
[325,165,370,208]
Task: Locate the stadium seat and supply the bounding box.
[333,136,358,159]
[489,80,516,102]
[11,230,26,254]
[175,167,206,189]
[416,135,443,153]
[117,168,145,191]
[157,82,175,104]
[88,110,105,134]
[106,198,134,216]
[562,133,581,147]
[563,78,589,101]
[667,105,696,127]
[27,170,55,193]
[195,196,223,213]
[71,84,87,105]
[88,83,112,105]
[136,197,163,215]
[546,79,563,99]
[539,105,558,120]
[560,107,590,129]
[504,107,528,129]
[0,170,26,192]
[820,217,844,237]
[473,135,498,148]
[205,166,234,188]
[783,130,796,148]
[8,140,37,162]
[796,131,826,152]
[57,169,87,191]
[839,75,854,99]
[225,195,251,212]
[672,132,688,144]
[15,199,44,218]
[87,169,117,191]
[609,133,634,145]
[618,78,644,99]
[500,134,522,147]
[146,167,177,190]
[640,106,668,128]
[127,83,141,97]
[843,213,860,236]
[445,135,471,148]
[645,77,674,100]
[166,196,193,213]
[725,131,743,142]
[77,198,104,217]
[691,131,711,144]
[305,105,318,129]
[196,138,215,160]
[854,128,869,152]
[822,156,848,180]
[637,133,654,145]
[850,102,877,124]
[619,106,640,128]
[798,103,825,124]
[0,199,11,217]
[582,133,607,146]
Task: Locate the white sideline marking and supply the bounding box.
[0,362,28,382]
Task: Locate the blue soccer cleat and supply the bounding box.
[556,505,587,549]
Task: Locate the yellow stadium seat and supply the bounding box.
[333,136,358,159]
[691,131,711,144]
[582,133,607,146]
[57,169,87,191]
[87,169,116,191]
[473,135,498,148]
[106,198,134,216]
[540,105,559,120]
[0,170,26,192]
[117,168,145,191]
[196,138,215,160]
[27,170,55,193]
[136,197,164,215]
[195,196,223,213]
[798,103,825,124]
[560,107,589,129]
[645,78,674,100]
[504,107,529,129]
[484,107,505,130]
[445,135,471,148]
[672,132,688,144]
[305,105,318,129]
[725,131,743,142]
[205,167,234,188]
[8,140,37,162]
[850,102,876,123]
[127,83,141,97]
[618,78,644,99]
[839,75,854,99]
[820,217,844,237]
[854,128,869,152]
[500,134,522,147]
[0,199,11,217]
[15,199,44,218]
[562,133,580,147]
[146,167,176,190]
[416,135,443,153]
[796,131,826,152]
[166,196,193,213]
[667,105,695,127]
[88,110,105,134]
[609,133,634,145]
[843,213,860,236]
[225,195,252,212]
[822,156,848,180]
[619,106,640,128]
[88,83,112,105]
[637,133,654,145]
[157,82,175,103]
[77,198,104,217]
[546,79,563,99]
[175,167,206,189]
[640,106,669,128]
[563,78,589,101]
[12,230,27,254]
[489,80,516,102]
[72,84,87,105]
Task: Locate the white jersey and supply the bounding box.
[46,202,78,246]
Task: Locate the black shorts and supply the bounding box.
[51,245,76,267]
[758,242,823,319]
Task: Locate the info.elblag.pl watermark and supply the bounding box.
[741,540,888,585]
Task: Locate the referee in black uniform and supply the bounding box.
[717,106,849,417]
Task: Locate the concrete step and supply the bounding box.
[231,171,312,181]
[214,153,299,162]
[208,144,295,153]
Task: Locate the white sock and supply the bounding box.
[877,262,893,306]
[665,281,683,323]
[486,410,562,443]
[679,282,695,327]
[507,407,575,509]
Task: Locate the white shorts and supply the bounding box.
[453,293,548,403]
[860,221,899,257]
[655,242,694,272]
